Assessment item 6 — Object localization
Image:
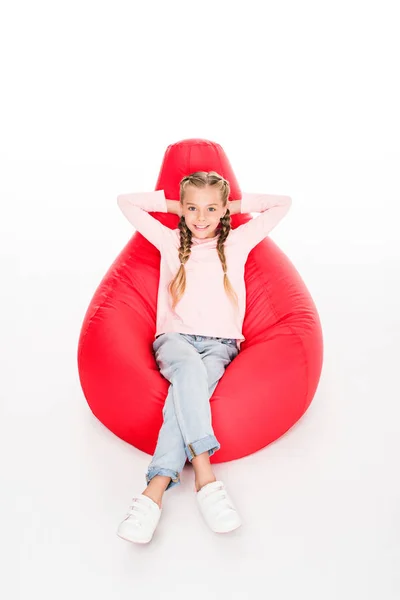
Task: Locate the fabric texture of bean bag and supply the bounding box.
[77,138,323,463]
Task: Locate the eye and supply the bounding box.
[188,206,217,212]
[187,207,216,211]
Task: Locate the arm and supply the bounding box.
[229,192,292,253]
[166,200,183,217]
[227,200,241,215]
[117,190,174,251]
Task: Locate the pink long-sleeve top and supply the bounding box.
[117,190,292,350]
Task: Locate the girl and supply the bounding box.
[116,171,291,543]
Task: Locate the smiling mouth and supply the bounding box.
[194,225,209,230]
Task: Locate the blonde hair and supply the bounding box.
[168,170,239,313]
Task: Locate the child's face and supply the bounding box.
[182,185,227,239]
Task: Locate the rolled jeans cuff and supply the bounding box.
[146,467,181,491]
[185,435,220,461]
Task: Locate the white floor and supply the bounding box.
[2,159,399,599]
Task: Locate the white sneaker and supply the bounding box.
[117,494,161,544]
[196,480,242,533]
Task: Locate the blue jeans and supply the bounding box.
[146,332,239,491]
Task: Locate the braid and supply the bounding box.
[216,209,239,311]
[168,216,193,310]
[178,215,193,266]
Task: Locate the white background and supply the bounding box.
[1,1,399,598]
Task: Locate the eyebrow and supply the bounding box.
[186,203,219,207]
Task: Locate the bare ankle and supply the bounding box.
[195,475,216,492]
[191,451,217,492]
[142,488,162,509]
[142,475,171,508]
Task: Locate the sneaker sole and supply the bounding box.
[211,521,242,534]
[116,531,153,544]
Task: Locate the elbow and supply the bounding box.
[284,196,292,212]
[281,195,292,217]
[117,194,127,210]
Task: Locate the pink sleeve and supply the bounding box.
[117,189,171,251]
[230,192,292,253]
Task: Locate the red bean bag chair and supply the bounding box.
[77,138,323,463]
